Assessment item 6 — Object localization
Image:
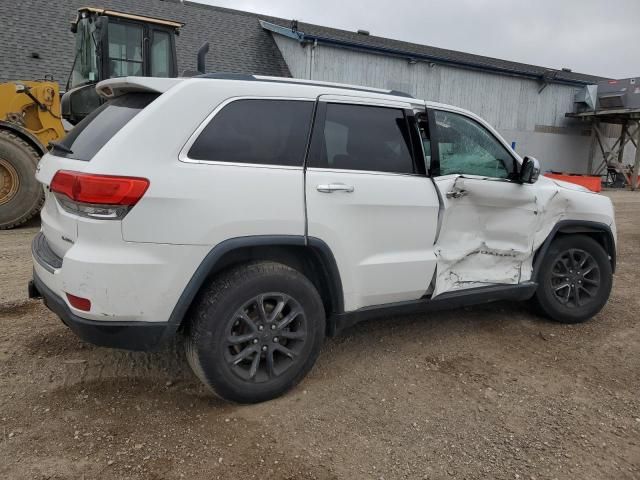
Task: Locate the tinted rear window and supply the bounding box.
[188,99,314,167]
[56,93,158,160]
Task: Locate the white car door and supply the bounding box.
[305,95,440,311]
[428,108,540,296]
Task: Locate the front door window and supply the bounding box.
[433,110,514,179]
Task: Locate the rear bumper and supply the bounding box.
[30,271,174,351]
[30,228,209,325]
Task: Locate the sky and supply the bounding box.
[195,0,639,79]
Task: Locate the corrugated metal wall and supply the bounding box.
[274,36,636,173]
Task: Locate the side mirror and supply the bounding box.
[519,156,540,184]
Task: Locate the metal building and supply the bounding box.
[261,20,640,175]
[1,0,635,174]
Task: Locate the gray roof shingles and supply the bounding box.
[0,0,603,87]
[0,0,291,85]
[260,18,605,85]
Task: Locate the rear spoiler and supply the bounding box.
[96,77,185,99]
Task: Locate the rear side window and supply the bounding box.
[56,93,158,160]
[308,103,415,174]
[188,99,314,167]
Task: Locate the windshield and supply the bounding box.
[70,17,99,89]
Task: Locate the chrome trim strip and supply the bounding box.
[306,167,426,178]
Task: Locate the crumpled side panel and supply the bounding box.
[432,176,579,297]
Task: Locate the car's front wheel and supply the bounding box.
[185,261,325,403]
[534,235,612,324]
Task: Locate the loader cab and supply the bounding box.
[62,7,182,125]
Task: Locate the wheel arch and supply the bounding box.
[531,220,616,281]
[166,236,344,338]
[0,121,47,156]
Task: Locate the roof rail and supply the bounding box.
[197,73,257,81]
[195,73,415,99]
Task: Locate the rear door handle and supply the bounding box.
[317,183,354,193]
[446,189,468,199]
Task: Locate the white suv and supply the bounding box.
[30,75,616,403]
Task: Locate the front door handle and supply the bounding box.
[317,183,355,193]
[446,189,468,199]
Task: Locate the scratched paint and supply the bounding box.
[431,175,614,297]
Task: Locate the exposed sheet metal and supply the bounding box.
[431,175,610,297]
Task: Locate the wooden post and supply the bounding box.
[633,125,640,191]
[587,120,597,174]
[617,122,626,165]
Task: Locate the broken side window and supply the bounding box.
[433,110,513,179]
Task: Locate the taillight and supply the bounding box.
[50,170,149,219]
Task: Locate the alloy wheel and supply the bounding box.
[223,293,308,382]
[550,248,601,308]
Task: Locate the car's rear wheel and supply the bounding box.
[185,261,325,403]
[534,235,612,324]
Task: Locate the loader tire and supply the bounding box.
[0,130,44,229]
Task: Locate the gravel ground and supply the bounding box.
[0,192,639,480]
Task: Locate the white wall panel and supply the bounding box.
[272,35,640,174]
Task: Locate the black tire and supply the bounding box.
[534,235,612,324]
[185,261,326,403]
[0,130,44,230]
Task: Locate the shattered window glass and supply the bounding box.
[434,110,512,178]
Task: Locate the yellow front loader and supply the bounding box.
[0,81,65,229]
[0,7,183,229]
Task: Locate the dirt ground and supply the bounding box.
[1,192,639,480]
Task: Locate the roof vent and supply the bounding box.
[357,29,370,36]
[562,67,572,72]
